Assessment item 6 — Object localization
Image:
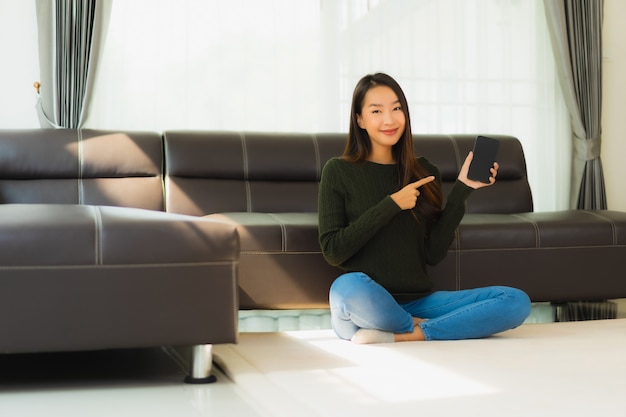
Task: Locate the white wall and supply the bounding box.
[602,0,626,211]
[0,0,39,128]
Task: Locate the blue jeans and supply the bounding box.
[329,272,531,341]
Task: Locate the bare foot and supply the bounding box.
[394,317,426,342]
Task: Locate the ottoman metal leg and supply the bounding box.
[184,344,217,384]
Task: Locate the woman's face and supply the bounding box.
[356,85,406,154]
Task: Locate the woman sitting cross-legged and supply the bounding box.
[318,72,531,344]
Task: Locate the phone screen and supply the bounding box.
[467,135,500,183]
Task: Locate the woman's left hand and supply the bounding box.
[458,151,498,189]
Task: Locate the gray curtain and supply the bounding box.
[35,0,110,129]
[544,0,606,209]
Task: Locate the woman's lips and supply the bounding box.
[381,128,398,136]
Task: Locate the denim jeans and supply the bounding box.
[329,272,531,341]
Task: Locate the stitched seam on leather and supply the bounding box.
[267,213,287,252]
[163,173,170,212]
[511,214,540,247]
[447,135,465,211]
[237,132,251,212]
[240,251,323,255]
[448,135,462,169]
[446,135,463,289]
[586,211,617,245]
[239,132,252,212]
[78,129,84,205]
[457,245,626,252]
[311,134,321,180]
[0,261,238,270]
[92,206,103,264]
[454,228,461,290]
[162,135,169,212]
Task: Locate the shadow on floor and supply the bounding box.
[0,348,189,392]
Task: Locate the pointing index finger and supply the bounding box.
[412,176,435,189]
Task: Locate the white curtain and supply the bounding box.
[85,0,321,132]
[85,0,570,212]
[0,0,40,128]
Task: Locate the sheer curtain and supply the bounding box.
[85,0,569,212]
[85,0,321,132]
[0,0,40,128]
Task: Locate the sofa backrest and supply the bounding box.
[164,131,533,216]
[0,129,164,210]
[164,131,343,216]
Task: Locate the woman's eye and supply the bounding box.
[393,106,402,111]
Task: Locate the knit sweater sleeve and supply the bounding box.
[318,158,401,266]
[422,157,473,265]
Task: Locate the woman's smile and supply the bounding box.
[380,128,399,136]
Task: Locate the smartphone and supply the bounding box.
[467,135,500,183]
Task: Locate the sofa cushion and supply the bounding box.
[164,131,346,215]
[456,210,626,251]
[207,212,320,252]
[430,210,626,302]
[0,129,163,210]
[206,212,341,309]
[0,203,240,353]
[0,204,239,266]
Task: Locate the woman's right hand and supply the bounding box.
[390,176,435,210]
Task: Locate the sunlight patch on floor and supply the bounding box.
[284,330,498,403]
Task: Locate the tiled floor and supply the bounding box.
[0,348,263,417]
[216,319,626,416]
[1,306,625,417]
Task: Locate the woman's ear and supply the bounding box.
[356,113,364,129]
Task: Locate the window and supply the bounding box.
[86,0,569,211]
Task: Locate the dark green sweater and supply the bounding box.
[318,157,473,301]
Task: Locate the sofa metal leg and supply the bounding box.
[184,344,217,384]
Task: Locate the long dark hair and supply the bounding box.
[343,72,443,223]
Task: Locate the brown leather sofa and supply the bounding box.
[3,129,625,380]
[164,131,626,309]
[0,129,239,383]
